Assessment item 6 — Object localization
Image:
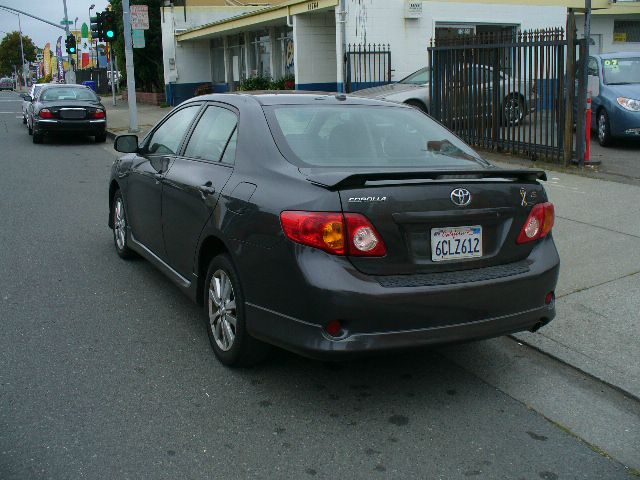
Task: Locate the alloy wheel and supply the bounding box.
[598,113,606,143]
[114,197,127,251]
[208,270,237,352]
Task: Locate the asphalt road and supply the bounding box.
[0,90,637,479]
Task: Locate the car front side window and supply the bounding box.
[146,105,200,155]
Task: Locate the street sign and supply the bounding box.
[60,19,73,25]
[132,29,145,48]
[130,5,149,30]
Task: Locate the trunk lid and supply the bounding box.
[303,168,547,276]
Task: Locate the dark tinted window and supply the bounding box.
[266,105,484,168]
[147,105,200,155]
[220,128,237,165]
[40,87,98,101]
[183,106,237,162]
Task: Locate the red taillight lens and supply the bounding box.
[280,211,345,255]
[280,211,386,257]
[92,109,105,119]
[517,202,555,244]
[344,213,387,257]
[39,108,54,119]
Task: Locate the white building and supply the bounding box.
[161,0,639,106]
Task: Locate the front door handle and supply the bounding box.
[197,182,216,196]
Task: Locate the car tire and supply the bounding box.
[597,109,613,147]
[95,133,107,143]
[28,121,32,135]
[204,254,270,367]
[32,132,43,144]
[404,99,428,114]
[503,94,525,126]
[22,115,26,125]
[112,190,136,259]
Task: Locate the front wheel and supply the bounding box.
[204,254,270,367]
[597,109,613,147]
[503,94,525,126]
[112,190,136,259]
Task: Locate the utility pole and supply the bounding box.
[109,45,116,105]
[579,0,592,168]
[17,13,26,88]
[122,0,138,132]
[62,0,76,84]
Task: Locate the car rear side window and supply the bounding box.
[147,105,200,155]
[183,106,238,162]
[265,105,484,168]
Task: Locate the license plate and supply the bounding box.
[59,109,86,119]
[431,225,482,262]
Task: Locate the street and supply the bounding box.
[1,90,639,479]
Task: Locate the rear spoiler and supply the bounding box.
[302,168,547,190]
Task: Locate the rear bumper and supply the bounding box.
[244,236,560,360]
[34,118,106,135]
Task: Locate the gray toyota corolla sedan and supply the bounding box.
[109,92,559,367]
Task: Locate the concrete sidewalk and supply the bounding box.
[104,99,640,401]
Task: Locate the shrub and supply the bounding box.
[238,75,273,91]
[271,73,295,90]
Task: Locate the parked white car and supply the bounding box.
[21,84,47,125]
[352,67,430,112]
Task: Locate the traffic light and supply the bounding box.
[102,11,117,42]
[90,11,103,41]
[65,34,77,54]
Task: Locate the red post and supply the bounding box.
[585,93,592,163]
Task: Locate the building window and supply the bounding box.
[211,37,225,84]
[613,20,640,43]
[227,34,246,90]
[249,30,271,78]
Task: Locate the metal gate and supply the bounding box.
[428,28,579,163]
[345,43,392,93]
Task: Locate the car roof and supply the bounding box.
[183,92,408,108]
[595,52,639,59]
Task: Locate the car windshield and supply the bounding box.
[602,57,640,84]
[400,68,429,85]
[40,87,98,101]
[0,77,11,82]
[265,104,485,169]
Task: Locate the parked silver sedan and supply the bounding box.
[352,67,430,112]
[354,66,538,126]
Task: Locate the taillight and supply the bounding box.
[92,109,105,119]
[280,211,386,257]
[39,108,54,119]
[517,202,555,244]
[344,213,387,256]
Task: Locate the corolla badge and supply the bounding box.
[450,188,472,207]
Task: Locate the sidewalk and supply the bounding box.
[104,100,640,401]
[103,95,170,139]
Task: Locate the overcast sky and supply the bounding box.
[0,0,110,49]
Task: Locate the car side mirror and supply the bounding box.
[114,134,139,153]
[23,95,32,102]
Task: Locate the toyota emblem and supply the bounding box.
[450,188,472,207]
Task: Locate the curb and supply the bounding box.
[508,334,640,404]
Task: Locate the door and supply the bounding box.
[161,104,238,278]
[125,104,201,257]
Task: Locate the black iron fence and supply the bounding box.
[345,43,392,93]
[428,28,578,163]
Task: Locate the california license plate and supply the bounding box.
[431,225,482,262]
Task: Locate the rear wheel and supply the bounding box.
[204,254,270,367]
[503,94,525,125]
[597,109,613,147]
[27,121,32,135]
[22,115,26,125]
[32,132,43,144]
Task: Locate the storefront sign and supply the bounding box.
[405,1,422,18]
[131,5,149,30]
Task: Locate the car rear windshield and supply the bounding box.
[40,87,98,101]
[264,104,485,168]
[603,57,640,84]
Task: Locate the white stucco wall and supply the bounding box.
[161,6,258,85]
[577,14,640,55]
[344,0,567,81]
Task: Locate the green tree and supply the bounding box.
[0,31,37,77]
[109,0,164,92]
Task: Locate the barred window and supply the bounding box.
[613,20,640,43]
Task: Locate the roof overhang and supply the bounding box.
[176,0,339,42]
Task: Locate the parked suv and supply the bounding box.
[0,77,14,91]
